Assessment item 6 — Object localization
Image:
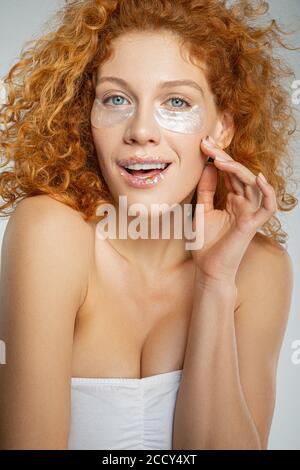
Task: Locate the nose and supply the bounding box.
[123,103,161,146]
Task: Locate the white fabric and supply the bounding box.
[67,369,182,450]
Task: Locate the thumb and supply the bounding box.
[196,163,218,213]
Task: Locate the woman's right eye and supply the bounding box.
[102,95,130,106]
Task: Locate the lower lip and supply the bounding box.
[118,164,172,189]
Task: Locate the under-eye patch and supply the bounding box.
[91,98,205,135]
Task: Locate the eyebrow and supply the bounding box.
[96,76,204,96]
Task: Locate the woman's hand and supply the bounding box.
[190,135,278,285]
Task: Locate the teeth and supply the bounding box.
[124,163,168,170]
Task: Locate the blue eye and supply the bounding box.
[103,95,191,109]
[104,95,129,106]
[168,97,191,109]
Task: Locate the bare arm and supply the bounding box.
[172,239,293,450]
[0,196,91,449]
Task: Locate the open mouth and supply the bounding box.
[118,161,173,188]
[120,162,172,179]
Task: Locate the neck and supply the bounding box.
[100,192,196,274]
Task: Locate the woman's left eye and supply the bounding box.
[167,97,191,109]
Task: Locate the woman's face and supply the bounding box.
[91,30,222,211]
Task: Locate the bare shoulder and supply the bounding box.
[5,194,94,235]
[236,233,293,334]
[235,231,293,319]
[0,195,97,448]
[2,194,95,308]
[232,233,293,449]
[240,231,292,263]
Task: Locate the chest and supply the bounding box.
[71,255,197,379]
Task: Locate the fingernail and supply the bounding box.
[202,138,215,148]
[258,172,267,183]
[208,135,217,145]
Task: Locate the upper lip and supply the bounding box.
[117,156,172,167]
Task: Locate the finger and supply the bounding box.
[202,137,263,208]
[224,169,245,196]
[196,163,217,213]
[252,174,278,226]
[245,183,263,209]
[214,159,265,209]
[201,137,235,162]
[221,167,245,196]
[201,138,245,196]
[206,155,235,194]
[213,158,255,184]
[222,171,234,193]
[214,158,254,197]
[202,138,258,185]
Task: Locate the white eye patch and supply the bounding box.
[91,98,205,134]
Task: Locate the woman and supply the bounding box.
[0,0,298,450]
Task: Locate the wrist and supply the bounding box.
[194,267,237,296]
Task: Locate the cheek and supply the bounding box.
[92,127,116,164]
[182,150,204,185]
[169,140,204,203]
[91,127,101,153]
[169,133,205,168]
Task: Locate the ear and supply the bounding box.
[212,110,235,150]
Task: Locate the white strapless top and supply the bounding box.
[67,369,183,450]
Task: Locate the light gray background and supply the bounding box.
[0,0,299,450]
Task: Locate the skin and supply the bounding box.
[0,31,293,450]
[91,30,234,272]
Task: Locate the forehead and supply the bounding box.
[96,31,208,91]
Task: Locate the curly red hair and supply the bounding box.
[0,0,299,245]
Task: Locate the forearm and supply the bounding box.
[173,272,262,450]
